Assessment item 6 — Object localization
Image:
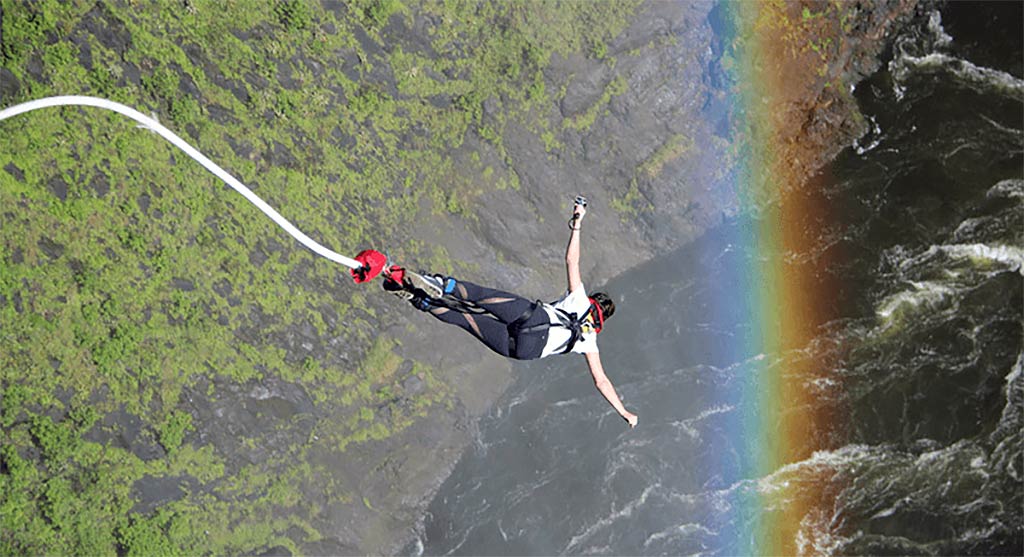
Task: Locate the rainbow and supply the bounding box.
[712,2,847,554]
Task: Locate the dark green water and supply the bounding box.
[409,3,1022,555]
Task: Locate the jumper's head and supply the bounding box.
[589,292,615,333]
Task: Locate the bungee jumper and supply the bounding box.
[0,96,638,428]
[377,196,639,428]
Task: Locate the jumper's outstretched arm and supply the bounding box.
[565,203,585,293]
[585,352,638,427]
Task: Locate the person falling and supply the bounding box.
[384,197,638,428]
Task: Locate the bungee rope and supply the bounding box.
[0,95,380,275]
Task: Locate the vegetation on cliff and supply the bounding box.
[0,0,640,554]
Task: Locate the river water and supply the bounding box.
[409,3,1022,555]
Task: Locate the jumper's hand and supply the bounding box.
[623,412,638,428]
[572,203,587,220]
[569,203,586,231]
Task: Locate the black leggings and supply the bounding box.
[427,278,549,360]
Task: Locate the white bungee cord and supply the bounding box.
[0,95,362,269]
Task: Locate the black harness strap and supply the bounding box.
[505,302,594,358]
[506,301,546,359]
[551,308,583,354]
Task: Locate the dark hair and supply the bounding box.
[591,292,615,320]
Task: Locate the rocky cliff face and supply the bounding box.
[329,3,731,551]
[0,1,916,554]
[363,1,918,553]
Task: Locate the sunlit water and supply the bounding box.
[408,4,1022,555]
